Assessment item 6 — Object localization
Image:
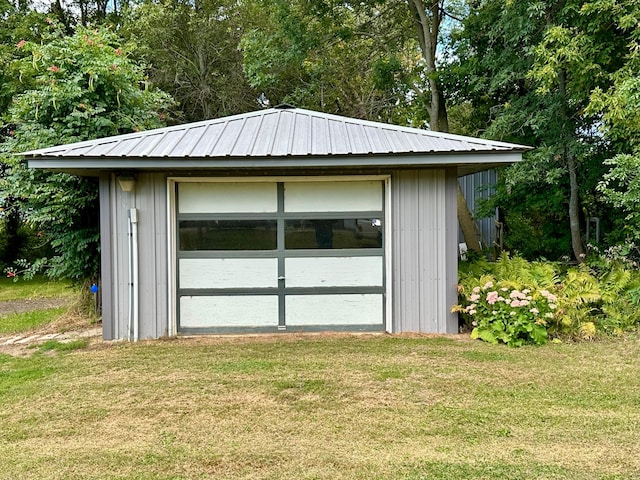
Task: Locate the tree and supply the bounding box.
[240,0,483,250]
[122,0,258,121]
[0,1,50,267]
[587,0,640,246]
[240,0,421,121]
[1,23,173,280]
[448,0,630,261]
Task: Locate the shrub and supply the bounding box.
[454,281,556,346]
[456,253,640,346]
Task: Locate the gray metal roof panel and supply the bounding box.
[20,106,531,160]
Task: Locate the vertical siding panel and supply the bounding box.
[392,169,422,333]
[139,173,156,339]
[135,173,169,339]
[423,170,434,332]
[412,169,422,333]
[437,169,449,332]
[426,169,442,333]
[392,168,459,334]
[393,170,404,331]
[391,171,400,332]
[154,174,169,337]
[99,175,114,340]
[445,169,460,332]
[391,170,402,331]
[115,177,133,340]
[417,170,430,333]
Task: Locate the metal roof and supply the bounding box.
[22,105,529,159]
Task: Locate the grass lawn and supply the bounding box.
[0,276,79,334]
[0,334,638,479]
[0,275,74,302]
[0,307,68,335]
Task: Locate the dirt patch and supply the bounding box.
[0,297,70,317]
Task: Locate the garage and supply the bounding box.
[22,105,527,340]
[175,178,387,332]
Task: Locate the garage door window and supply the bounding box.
[179,220,277,250]
[284,218,382,249]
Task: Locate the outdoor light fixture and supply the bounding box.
[118,176,136,192]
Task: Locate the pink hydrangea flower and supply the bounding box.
[486,291,499,305]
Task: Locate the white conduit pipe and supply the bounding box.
[130,208,140,342]
[127,210,133,342]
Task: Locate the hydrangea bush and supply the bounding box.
[453,281,558,347]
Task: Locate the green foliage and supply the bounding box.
[1,23,173,281]
[456,253,640,345]
[597,154,640,243]
[239,0,423,123]
[122,0,256,121]
[447,0,633,261]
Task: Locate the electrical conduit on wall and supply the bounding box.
[128,208,140,341]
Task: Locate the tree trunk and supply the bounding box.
[558,68,584,262]
[2,198,22,263]
[407,0,478,251]
[567,151,584,262]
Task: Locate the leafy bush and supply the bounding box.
[454,281,556,346]
[455,253,640,346]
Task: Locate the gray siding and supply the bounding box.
[102,173,169,340]
[458,169,498,247]
[102,170,460,339]
[136,173,169,339]
[99,175,114,340]
[391,169,458,333]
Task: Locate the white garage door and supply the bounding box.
[176,179,385,333]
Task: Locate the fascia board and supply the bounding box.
[27,152,523,171]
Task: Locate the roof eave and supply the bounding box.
[27,151,524,176]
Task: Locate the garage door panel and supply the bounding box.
[284,181,382,212]
[179,182,277,213]
[285,257,383,287]
[286,294,383,326]
[180,296,278,327]
[180,258,278,289]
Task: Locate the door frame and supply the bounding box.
[167,175,392,335]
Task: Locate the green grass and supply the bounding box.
[34,338,90,353]
[0,334,638,479]
[0,307,67,335]
[0,276,74,302]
